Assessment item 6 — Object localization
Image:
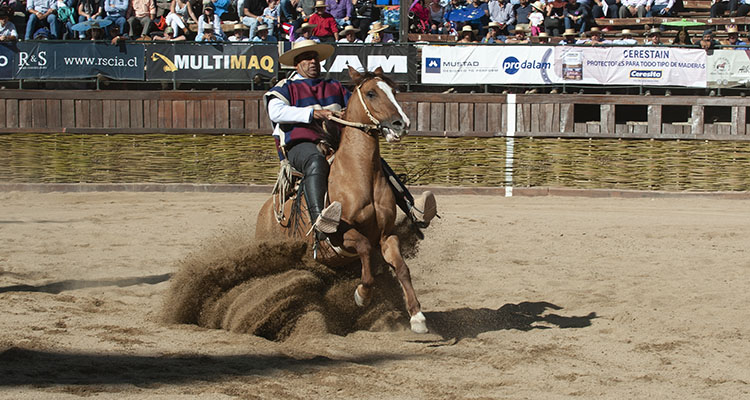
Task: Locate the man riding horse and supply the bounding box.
[264,39,437,241]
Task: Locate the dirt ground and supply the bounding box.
[1,191,749,399]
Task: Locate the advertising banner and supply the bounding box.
[15,42,144,80]
[145,42,277,81]
[321,44,416,83]
[553,46,707,87]
[0,43,15,80]
[421,45,556,85]
[706,49,750,88]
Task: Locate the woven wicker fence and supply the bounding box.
[1,134,750,191]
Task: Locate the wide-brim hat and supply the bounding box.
[562,28,577,37]
[279,39,334,66]
[485,21,502,29]
[461,25,477,34]
[531,1,544,11]
[256,24,269,32]
[647,27,661,36]
[341,25,360,35]
[314,0,326,7]
[618,28,633,36]
[298,22,317,32]
[368,21,389,34]
[726,26,739,34]
[512,28,526,35]
[233,23,247,31]
[587,27,602,35]
[203,2,214,10]
[538,32,549,38]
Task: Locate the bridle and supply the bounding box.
[327,77,386,137]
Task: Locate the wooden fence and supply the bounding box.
[1,90,749,141]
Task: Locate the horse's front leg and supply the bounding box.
[380,235,427,334]
[341,228,375,307]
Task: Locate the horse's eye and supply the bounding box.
[367,90,376,98]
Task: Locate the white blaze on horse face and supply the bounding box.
[376,80,410,130]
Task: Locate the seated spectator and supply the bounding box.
[365,21,393,42]
[353,0,379,40]
[671,28,694,46]
[212,0,233,19]
[252,22,277,40]
[465,0,489,33]
[558,27,577,43]
[104,0,129,38]
[262,0,279,33]
[482,20,505,42]
[228,22,249,40]
[411,0,431,33]
[154,25,187,39]
[74,0,104,40]
[699,28,719,49]
[294,21,318,41]
[592,0,618,18]
[457,23,477,42]
[57,0,78,39]
[737,0,750,16]
[166,0,198,39]
[584,26,609,44]
[309,0,337,41]
[0,7,18,41]
[726,25,748,48]
[428,0,444,27]
[514,0,532,33]
[564,0,588,33]
[528,1,543,36]
[537,31,549,42]
[612,28,637,44]
[619,0,646,17]
[337,24,361,42]
[710,0,732,17]
[25,0,60,40]
[505,27,529,43]
[128,0,156,39]
[644,26,662,44]
[325,0,351,28]
[242,0,267,38]
[197,3,225,41]
[544,0,565,37]
[280,0,302,24]
[645,0,672,16]
[488,0,514,35]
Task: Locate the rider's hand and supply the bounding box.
[312,109,335,121]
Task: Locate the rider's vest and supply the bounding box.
[265,75,351,159]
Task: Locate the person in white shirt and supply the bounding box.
[228,23,250,41]
[337,24,362,42]
[618,0,646,17]
[0,8,18,41]
[294,21,319,42]
[612,28,637,44]
[364,20,393,42]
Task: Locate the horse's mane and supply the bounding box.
[322,73,398,151]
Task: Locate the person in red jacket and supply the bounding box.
[308,0,338,41]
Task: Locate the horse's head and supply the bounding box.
[347,66,410,143]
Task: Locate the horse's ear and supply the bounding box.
[373,66,385,77]
[348,66,362,81]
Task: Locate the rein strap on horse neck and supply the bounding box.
[325,79,384,137]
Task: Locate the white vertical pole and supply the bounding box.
[505,94,516,198]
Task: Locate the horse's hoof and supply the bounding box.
[354,285,366,307]
[410,312,428,334]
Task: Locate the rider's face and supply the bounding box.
[295,51,321,79]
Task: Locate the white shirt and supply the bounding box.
[0,21,18,39]
[338,37,363,43]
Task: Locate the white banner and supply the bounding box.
[421,45,707,87]
[421,45,556,85]
[553,46,707,87]
[707,49,750,88]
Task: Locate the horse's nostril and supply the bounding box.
[392,120,403,128]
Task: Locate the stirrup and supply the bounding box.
[313,201,341,234]
[410,191,437,227]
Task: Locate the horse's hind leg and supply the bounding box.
[380,234,427,334]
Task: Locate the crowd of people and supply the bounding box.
[0,0,748,46]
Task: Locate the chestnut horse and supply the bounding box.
[255,66,428,333]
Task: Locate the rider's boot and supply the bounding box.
[410,190,437,228]
[303,163,341,239]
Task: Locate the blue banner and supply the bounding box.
[15,42,144,80]
[0,43,15,80]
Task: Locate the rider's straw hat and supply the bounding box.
[279,39,334,66]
